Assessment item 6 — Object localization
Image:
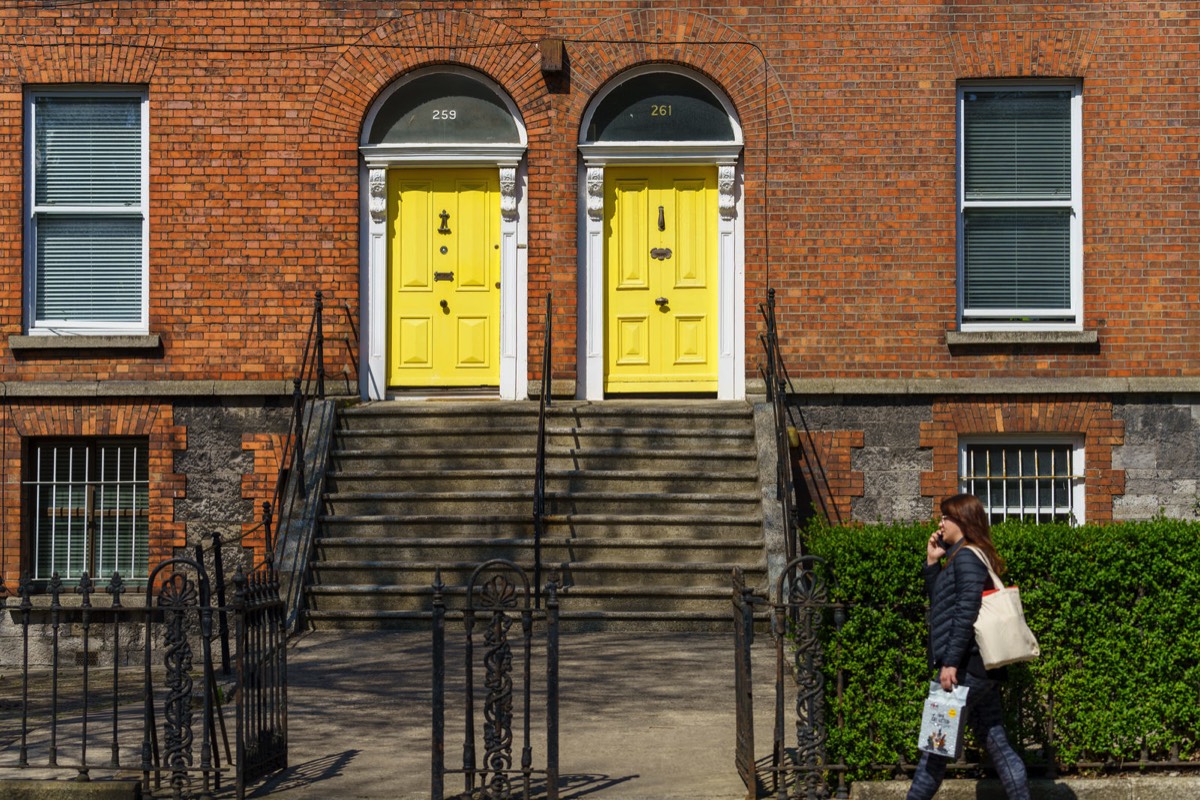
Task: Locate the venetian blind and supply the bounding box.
[963,210,1071,310]
[964,90,1072,201]
[32,96,143,324]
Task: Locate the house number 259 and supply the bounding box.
[432,109,458,120]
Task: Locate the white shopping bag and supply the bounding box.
[917,681,969,759]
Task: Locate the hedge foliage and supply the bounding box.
[804,518,1200,778]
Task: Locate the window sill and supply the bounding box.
[10,334,161,352]
[947,330,1098,347]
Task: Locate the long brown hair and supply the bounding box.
[940,493,1006,576]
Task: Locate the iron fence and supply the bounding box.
[0,557,287,800]
[433,559,560,800]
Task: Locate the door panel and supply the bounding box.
[604,166,717,392]
[388,169,500,387]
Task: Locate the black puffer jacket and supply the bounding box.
[923,540,991,677]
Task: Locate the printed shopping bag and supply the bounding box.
[917,681,969,759]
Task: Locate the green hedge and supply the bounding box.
[804,518,1200,778]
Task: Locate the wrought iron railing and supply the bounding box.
[758,288,842,561]
[759,288,802,562]
[0,559,287,799]
[532,292,553,608]
[432,560,560,800]
[266,290,326,558]
[268,291,335,633]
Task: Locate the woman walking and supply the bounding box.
[908,493,1031,800]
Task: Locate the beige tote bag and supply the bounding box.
[965,546,1041,669]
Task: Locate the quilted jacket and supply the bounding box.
[922,540,992,677]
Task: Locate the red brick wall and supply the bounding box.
[0,399,187,582]
[241,432,285,563]
[792,429,864,525]
[0,2,1191,387]
[919,397,1126,522]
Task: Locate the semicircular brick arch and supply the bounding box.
[308,10,542,139]
[567,7,794,147]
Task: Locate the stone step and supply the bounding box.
[322,490,761,517]
[310,559,757,588]
[304,583,751,615]
[302,607,758,633]
[318,513,762,539]
[338,400,751,429]
[332,428,754,454]
[325,468,759,494]
[313,536,765,564]
[305,399,765,632]
[328,448,757,473]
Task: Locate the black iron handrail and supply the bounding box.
[266,292,330,633]
[759,288,842,562]
[265,290,326,557]
[532,292,553,608]
[759,288,802,562]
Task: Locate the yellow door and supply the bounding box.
[388,169,501,387]
[604,166,718,393]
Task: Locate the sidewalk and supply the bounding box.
[250,629,773,800]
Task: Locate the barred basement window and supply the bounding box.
[960,441,1083,524]
[26,439,149,582]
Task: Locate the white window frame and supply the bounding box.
[957,81,1083,332]
[24,87,150,336]
[959,437,1085,524]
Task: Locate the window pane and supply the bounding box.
[94,442,149,578]
[964,209,1071,310]
[35,216,143,323]
[586,72,734,143]
[35,96,142,207]
[964,90,1071,200]
[28,440,149,581]
[961,443,1078,523]
[369,73,520,145]
[32,444,90,580]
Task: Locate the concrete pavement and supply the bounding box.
[244,630,1200,800]
[4,627,1197,798]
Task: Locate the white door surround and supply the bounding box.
[358,67,529,400]
[576,67,745,400]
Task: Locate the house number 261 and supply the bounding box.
[432,109,458,120]
[650,104,672,117]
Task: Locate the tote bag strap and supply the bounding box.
[964,545,1004,591]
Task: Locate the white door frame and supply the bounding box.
[358,67,528,400]
[577,68,745,400]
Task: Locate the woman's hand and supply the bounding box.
[926,529,946,565]
[939,666,958,691]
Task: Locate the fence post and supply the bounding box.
[76,573,95,782]
[545,578,560,800]
[314,291,326,400]
[432,571,445,800]
[233,568,247,800]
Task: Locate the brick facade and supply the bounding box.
[0,1,1196,586]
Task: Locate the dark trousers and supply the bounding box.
[907,673,1031,800]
